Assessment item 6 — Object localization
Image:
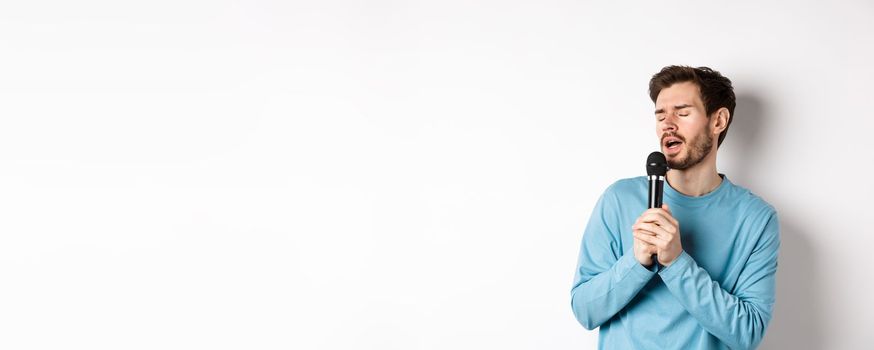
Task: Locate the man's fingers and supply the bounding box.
[634,231,666,248]
[641,210,678,226]
[633,222,672,238]
[661,205,678,226]
[639,211,679,231]
[642,207,679,224]
[633,236,657,253]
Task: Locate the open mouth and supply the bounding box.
[662,136,684,153]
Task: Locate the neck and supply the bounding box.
[666,151,722,197]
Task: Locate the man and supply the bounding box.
[570,66,779,349]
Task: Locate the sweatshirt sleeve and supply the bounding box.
[570,185,656,330]
[658,210,780,350]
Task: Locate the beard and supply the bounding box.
[666,128,714,170]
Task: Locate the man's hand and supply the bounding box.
[631,223,657,267]
[632,229,657,267]
[632,204,683,266]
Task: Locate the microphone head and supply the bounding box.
[646,151,668,176]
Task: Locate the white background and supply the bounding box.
[1,1,872,349]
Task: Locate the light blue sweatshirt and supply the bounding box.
[570,175,779,349]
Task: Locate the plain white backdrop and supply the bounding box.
[1,1,872,349]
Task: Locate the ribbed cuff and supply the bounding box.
[657,250,694,282]
[616,248,656,282]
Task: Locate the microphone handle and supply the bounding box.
[647,175,665,267]
[648,176,664,209]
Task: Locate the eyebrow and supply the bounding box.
[654,104,694,114]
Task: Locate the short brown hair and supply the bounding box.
[648,65,736,147]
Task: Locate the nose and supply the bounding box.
[660,115,677,134]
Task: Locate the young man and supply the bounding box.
[570,66,780,349]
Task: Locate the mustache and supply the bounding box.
[661,132,685,143]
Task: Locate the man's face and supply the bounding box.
[654,82,715,170]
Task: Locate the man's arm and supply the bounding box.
[570,187,656,330]
[658,211,780,350]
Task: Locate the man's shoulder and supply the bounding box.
[724,179,781,249]
[604,176,647,195]
[725,178,777,218]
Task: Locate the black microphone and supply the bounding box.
[645,151,668,267]
[646,152,668,209]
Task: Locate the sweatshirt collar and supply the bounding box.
[663,173,730,207]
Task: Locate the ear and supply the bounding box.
[711,107,730,135]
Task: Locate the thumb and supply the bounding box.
[662,203,672,214]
